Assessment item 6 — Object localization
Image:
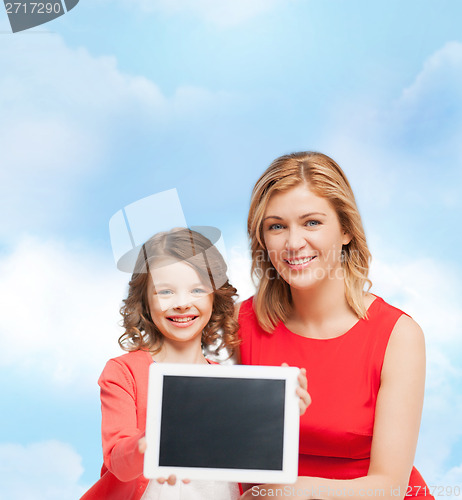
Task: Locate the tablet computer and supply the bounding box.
[144,363,300,484]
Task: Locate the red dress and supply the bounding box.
[239,296,433,498]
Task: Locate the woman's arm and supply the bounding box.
[241,314,426,500]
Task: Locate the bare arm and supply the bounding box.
[241,315,426,500]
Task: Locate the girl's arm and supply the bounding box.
[98,359,145,482]
[241,314,426,500]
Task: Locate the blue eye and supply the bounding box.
[157,289,173,296]
[192,288,208,295]
[268,223,284,230]
[306,220,320,227]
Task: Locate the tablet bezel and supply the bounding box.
[144,363,300,483]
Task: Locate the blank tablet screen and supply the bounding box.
[144,363,300,483]
[159,376,285,470]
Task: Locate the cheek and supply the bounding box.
[261,243,279,269]
[264,233,285,257]
[149,296,168,314]
[203,296,214,317]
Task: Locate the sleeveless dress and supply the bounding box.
[239,296,433,498]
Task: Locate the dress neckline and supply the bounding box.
[278,295,381,342]
[143,350,213,364]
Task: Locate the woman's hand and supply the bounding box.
[138,437,190,485]
[282,363,311,415]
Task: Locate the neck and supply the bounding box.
[152,338,208,364]
[290,275,351,327]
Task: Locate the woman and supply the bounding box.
[238,152,433,500]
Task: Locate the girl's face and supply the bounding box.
[262,183,351,290]
[147,257,214,345]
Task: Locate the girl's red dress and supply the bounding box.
[80,350,239,500]
[238,295,434,498]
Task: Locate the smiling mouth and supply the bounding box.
[284,256,316,266]
[167,316,198,323]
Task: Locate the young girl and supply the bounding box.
[80,227,242,500]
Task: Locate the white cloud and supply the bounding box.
[0,440,87,500]
[0,34,234,240]
[388,41,462,171]
[115,0,289,27]
[436,465,462,498]
[0,34,156,238]
[399,41,462,124]
[369,254,462,483]
[369,256,462,344]
[227,241,255,303]
[0,236,126,390]
[320,41,462,213]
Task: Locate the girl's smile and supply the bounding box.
[166,314,199,328]
[147,257,214,345]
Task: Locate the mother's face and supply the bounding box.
[261,184,351,290]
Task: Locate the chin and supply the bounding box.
[279,274,316,290]
[288,281,318,291]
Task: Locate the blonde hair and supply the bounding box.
[119,228,239,354]
[248,151,372,331]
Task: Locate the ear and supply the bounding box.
[342,232,352,246]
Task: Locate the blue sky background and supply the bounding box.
[1,1,462,498]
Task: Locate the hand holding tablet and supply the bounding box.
[144,363,302,484]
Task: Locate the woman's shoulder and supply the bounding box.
[236,295,254,314]
[235,296,259,326]
[367,294,424,345]
[368,294,409,322]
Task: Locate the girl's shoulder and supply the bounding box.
[108,349,152,368]
[99,350,152,385]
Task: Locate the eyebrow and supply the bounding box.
[263,212,327,221]
[152,282,208,289]
[152,283,172,289]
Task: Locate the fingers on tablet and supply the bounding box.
[156,475,177,485]
[138,437,147,454]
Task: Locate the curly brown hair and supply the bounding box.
[119,228,240,355]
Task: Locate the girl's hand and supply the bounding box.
[138,437,190,485]
[156,475,191,485]
[138,437,147,454]
[281,363,311,415]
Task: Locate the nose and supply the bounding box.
[285,227,307,252]
[172,292,193,310]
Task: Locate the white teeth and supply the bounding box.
[286,256,314,265]
[170,316,195,323]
